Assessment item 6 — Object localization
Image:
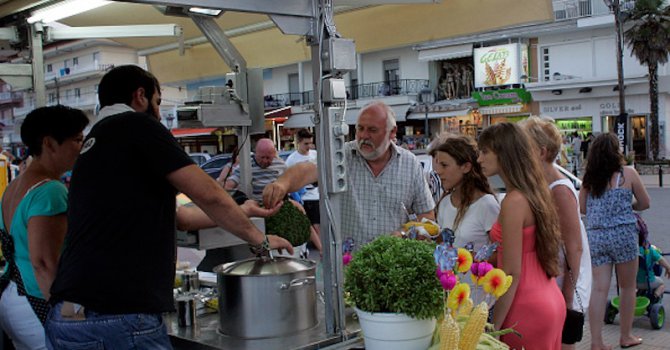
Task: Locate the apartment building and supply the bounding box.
[8,39,187,148]
[254,0,668,159]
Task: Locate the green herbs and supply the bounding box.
[344,236,443,320]
[265,200,311,247]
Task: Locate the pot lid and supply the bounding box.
[217,257,315,276]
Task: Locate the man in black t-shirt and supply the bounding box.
[45,65,292,350]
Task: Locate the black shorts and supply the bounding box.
[303,200,320,224]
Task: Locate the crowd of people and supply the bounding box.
[0,63,659,350]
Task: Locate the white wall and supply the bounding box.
[538,27,665,81]
[359,46,427,83]
[262,62,313,95]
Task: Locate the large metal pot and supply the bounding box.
[214,257,317,338]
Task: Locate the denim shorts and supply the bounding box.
[587,223,638,267]
[45,302,172,350]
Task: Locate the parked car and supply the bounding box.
[189,152,212,166]
[200,153,233,179]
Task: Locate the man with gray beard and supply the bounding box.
[263,100,435,246]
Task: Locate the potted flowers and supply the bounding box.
[344,235,443,350]
[431,237,515,349]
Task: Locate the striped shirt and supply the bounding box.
[228,157,287,201]
[342,141,435,246]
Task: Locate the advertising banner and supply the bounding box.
[474,43,523,88]
[472,88,531,106]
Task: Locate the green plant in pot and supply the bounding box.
[344,236,443,350]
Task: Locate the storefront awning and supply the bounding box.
[171,128,217,138]
[478,105,524,115]
[282,113,315,128]
[264,106,292,119]
[346,104,410,125]
[418,43,473,62]
[406,109,471,120]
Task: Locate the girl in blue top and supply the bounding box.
[0,105,88,350]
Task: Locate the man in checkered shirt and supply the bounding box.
[263,101,435,246]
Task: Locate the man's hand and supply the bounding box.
[268,235,294,255]
[263,182,289,209]
[240,199,281,217]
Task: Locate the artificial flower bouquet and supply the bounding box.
[430,230,516,350]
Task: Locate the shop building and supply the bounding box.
[526,23,670,160]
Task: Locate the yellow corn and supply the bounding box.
[439,313,460,350]
[458,298,474,317]
[459,302,489,350]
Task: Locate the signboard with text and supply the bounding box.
[473,43,524,88]
[472,88,531,106]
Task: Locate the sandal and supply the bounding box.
[620,337,643,349]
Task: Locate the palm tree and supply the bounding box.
[624,0,670,160]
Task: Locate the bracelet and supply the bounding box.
[249,235,270,256]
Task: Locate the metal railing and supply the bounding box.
[552,0,613,20]
[44,63,115,81]
[264,91,314,109]
[347,79,429,100]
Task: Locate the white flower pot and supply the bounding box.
[354,307,436,350]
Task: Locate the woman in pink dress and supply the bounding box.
[478,122,566,349]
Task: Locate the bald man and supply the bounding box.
[225,138,288,201]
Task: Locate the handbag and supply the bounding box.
[562,246,585,344]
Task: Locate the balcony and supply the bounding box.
[348,79,429,100]
[552,0,614,20]
[264,79,430,110]
[0,92,23,106]
[44,63,115,83]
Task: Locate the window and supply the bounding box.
[64,59,69,68]
[382,59,400,95]
[262,68,272,80]
[73,57,79,66]
[48,93,56,104]
[65,89,72,101]
[74,88,81,99]
[542,47,550,81]
[46,64,52,73]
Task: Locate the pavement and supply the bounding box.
[576,185,670,350]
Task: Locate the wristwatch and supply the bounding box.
[249,235,270,256]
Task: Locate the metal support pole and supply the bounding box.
[30,22,45,108]
[659,164,663,188]
[424,107,429,145]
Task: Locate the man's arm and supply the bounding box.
[263,162,318,208]
[169,164,292,252]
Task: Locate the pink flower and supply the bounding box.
[439,271,458,291]
[472,261,493,277]
[343,253,352,266]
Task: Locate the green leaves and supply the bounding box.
[265,200,311,246]
[344,236,443,320]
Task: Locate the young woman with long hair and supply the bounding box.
[522,117,592,349]
[478,122,565,349]
[430,135,499,252]
[580,133,649,350]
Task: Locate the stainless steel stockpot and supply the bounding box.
[214,257,317,338]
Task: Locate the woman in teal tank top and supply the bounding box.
[0,105,88,350]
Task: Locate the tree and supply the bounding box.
[624,0,670,160]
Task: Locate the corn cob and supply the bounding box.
[459,302,489,350]
[439,313,460,350]
[458,298,474,317]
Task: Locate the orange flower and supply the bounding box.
[447,283,470,310]
[456,248,473,273]
[481,268,513,298]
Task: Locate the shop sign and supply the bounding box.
[598,101,635,116]
[473,43,525,88]
[472,88,531,106]
[542,104,583,113]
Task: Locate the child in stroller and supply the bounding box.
[637,216,670,303]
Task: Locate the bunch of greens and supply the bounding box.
[265,200,311,246]
[344,235,443,320]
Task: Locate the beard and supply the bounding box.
[357,138,390,161]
